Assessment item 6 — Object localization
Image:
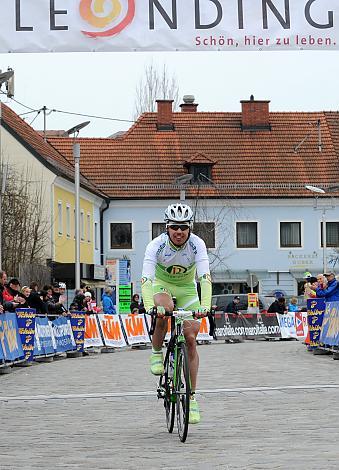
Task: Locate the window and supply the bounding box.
[80,210,85,241]
[66,205,71,238]
[152,223,166,239]
[57,201,62,235]
[193,222,215,248]
[110,223,132,249]
[280,222,301,248]
[236,222,258,248]
[321,222,339,247]
[94,222,98,250]
[87,214,91,242]
[187,164,212,184]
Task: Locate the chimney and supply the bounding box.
[180,95,198,112]
[240,95,271,130]
[156,99,174,131]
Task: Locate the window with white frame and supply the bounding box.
[87,213,91,242]
[57,201,63,235]
[236,222,258,248]
[66,204,71,238]
[321,221,339,247]
[280,222,301,248]
[94,222,98,250]
[110,223,132,249]
[80,210,85,241]
[152,223,166,239]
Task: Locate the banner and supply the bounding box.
[277,312,308,340]
[1,1,338,53]
[196,316,214,341]
[34,316,55,356]
[0,313,24,361]
[214,312,280,339]
[319,301,339,347]
[98,314,127,348]
[69,312,86,352]
[52,317,76,353]
[16,309,36,362]
[84,314,104,348]
[120,313,150,345]
[307,298,325,349]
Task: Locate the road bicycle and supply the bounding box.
[149,309,193,442]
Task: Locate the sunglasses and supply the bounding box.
[168,224,190,232]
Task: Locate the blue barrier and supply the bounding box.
[69,312,86,353]
[319,301,339,347]
[0,312,24,362]
[16,309,36,362]
[51,317,76,353]
[34,316,55,356]
[307,298,326,349]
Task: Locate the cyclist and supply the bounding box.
[141,202,212,424]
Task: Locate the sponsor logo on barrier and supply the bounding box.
[84,315,104,348]
[98,314,127,348]
[120,314,150,345]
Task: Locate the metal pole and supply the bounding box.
[74,142,81,290]
[322,209,327,273]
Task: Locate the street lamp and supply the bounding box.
[65,121,90,289]
[175,174,193,201]
[305,184,335,273]
[0,69,14,271]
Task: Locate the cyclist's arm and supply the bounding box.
[141,243,157,311]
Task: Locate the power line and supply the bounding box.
[50,108,135,123]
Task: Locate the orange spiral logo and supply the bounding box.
[79,0,135,38]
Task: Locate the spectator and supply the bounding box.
[69,302,78,313]
[226,296,242,314]
[72,289,85,310]
[131,307,139,314]
[129,294,140,312]
[316,272,339,302]
[316,274,327,289]
[85,285,96,301]
[304,277,318,299]
[83,291,94,313]
[0,270,12,313]
[288,296,299,312]
[18,286,31,308]
[268,297,288,314]
[43,284,67,318]
[3,278,26,311]
[102,287,116,315]
[28,282,47,315]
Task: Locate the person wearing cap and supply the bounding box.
[315,272,339,302]
[226,296,242,315]
[304,277,318,299]
[83,291,94,313]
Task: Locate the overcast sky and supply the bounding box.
[1,50,338,137]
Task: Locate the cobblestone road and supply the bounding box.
[1,340,338,469]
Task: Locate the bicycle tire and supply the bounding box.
[175,343,190,442]
[163,346,175,433]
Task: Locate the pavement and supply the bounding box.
[0,340,338,470]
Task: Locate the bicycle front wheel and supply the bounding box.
[163,347,175,433]
[175,343,190,442]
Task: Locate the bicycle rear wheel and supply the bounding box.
[175,343,190,442]
[163,347,175,433]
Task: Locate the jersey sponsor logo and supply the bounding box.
[201,273,212,283]
[189,239,197,255]
[166,265,187,275]
[141,276,148,285]
[156,242,166,256]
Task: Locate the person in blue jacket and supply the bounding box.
[315,272,339,302]
[102,287,116,315]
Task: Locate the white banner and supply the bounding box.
[120,313,151,345]
[2,1,338,53]
[98,314,127,348]
[84,314,104,348]
[276,312,308,340]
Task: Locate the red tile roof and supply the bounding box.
[2,104,106,198]
[38,108,339,198]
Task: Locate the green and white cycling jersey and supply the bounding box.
[141,232,212,312]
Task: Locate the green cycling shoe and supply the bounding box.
[150,352,164,376]
[189,397,201,424]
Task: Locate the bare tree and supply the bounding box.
[134,63,180,118]
[1,164,50,278]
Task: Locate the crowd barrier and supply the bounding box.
[1,302,338,372]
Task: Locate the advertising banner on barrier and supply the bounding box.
[1,1,338,53]
[307,298,325,349]
[120,313,150,345]
[34,316,55,356]
[98,314,127,348]
[214,312,280,340]
[16,309,36,362]
[277,312,308,340]
[84,314,104,348]
[0,339,4,362]
[197,317,214,341]
[319,301,339,347]
[52,317,76,353]
[69,312,86,352]
[0,312,24,361]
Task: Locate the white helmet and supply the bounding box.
[164,203,194,226]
